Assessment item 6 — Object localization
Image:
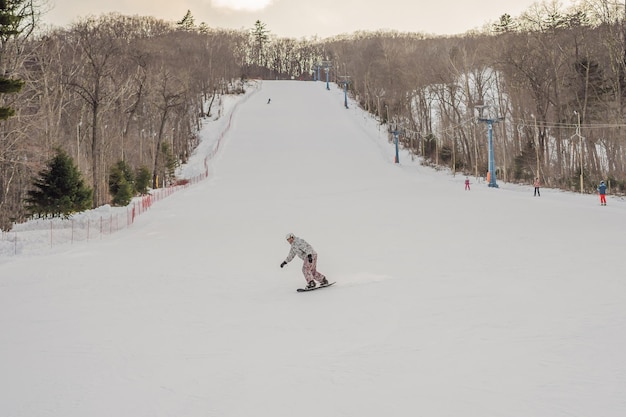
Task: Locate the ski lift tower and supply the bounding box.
[478,115,504,188]
[393,127,400,164]
[322,60,332,90]
[573,110,585,193]
[391,118,403,164]
[339,76,350,108]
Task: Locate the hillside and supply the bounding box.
[0,80,624,417]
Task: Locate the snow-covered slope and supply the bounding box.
[1,80,624,417]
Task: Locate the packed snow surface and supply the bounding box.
[1,80,625,417]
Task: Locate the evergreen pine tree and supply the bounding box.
[154,143,177,187]
[108,160,135,206]
[177,10,195,31]
[493,14,517,33]
[251,20,270,69]
[0,0,27,120]
[162,143,177,185]
[26,148,93,218]
[135,166,151,195]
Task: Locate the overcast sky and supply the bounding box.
[43,0,577,38]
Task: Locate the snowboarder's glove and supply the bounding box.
[280,261,287,268]
[307,254,313,263]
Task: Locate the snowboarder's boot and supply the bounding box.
[320,278,329,286]
[307,280,316,289]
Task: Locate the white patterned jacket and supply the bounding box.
[284,236,317,263]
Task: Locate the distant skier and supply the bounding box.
[533,177,541,197]
[267,98,271,104]
[597,180,607,205]
[280,233,328,289]
[465,176,470,190]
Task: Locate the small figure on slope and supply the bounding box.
[280,233,328,289]
[534,177,541,197]
[464,176,470,191]
[597,180,607,206]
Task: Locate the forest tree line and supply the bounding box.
[2,0,626,230]
[325,0,626,194]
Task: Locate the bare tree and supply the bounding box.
[64,17,125,207]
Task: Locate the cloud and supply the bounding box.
[211,0,274,12]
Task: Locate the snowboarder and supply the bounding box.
[267,98,271,104]
[597,181,607,205]
[464,176,470,191]
[280,233,328,289]
[533,177,541,197]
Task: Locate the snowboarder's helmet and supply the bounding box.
[286,233,295,241]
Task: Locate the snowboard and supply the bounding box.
[297,282,336,292]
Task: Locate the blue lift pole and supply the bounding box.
[340,77,350,108]
[322,61,332,90]
[478,117,503,188]
[325,68,330,90]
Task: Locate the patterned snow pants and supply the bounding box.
[302,254,326,284]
